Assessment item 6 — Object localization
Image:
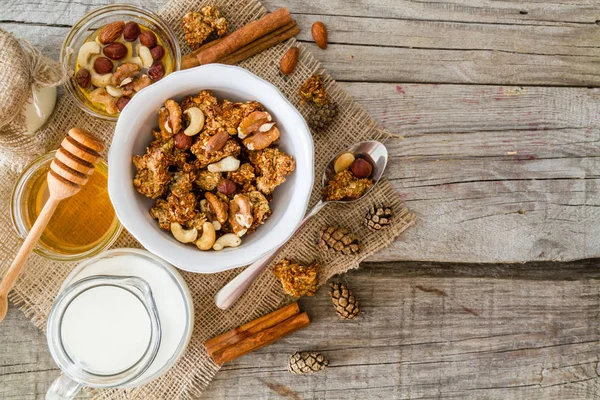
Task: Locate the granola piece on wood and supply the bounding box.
[272,259,319,297]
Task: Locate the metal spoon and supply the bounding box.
[214,140,388,310]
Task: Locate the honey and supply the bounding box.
[11,152,121,260]
[26,162,117,254]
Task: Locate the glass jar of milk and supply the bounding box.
[45,249,194,399]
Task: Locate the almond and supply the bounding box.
[98,21,125,44]
[205,130,230,154]
[280,47,299,75]
[311,21,328,49]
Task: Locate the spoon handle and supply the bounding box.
[215,200,326,310]
[0,197,60,301]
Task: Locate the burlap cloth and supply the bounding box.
[0,0,415,398]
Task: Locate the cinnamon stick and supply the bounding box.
[210,312,310,364]
[196,8,292,65]
[205,302,300,357]
[181,37,225,70]
[219,22,300,65]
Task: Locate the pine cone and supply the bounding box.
[319,226,361,255]
[288,351,329,374]
[308,103,338,131]
[365,204,393,231]
[329,281,360,319]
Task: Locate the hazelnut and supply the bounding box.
[147,62,164,81]
[150,45,165,61]
[123,21,140,42]
[174,132,193,149]
[116,96,130,111]
[93,57,113,74]
[350,158,373,179]
[75,68,91,89]
[103,43,127,60]
[139,30,157,48]
[217,179,236,195]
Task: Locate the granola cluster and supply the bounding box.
[182,6,228,50]
[133,90,295,251]
[272,259,319,297]
[323,170,372,201]
[298,74,328,107]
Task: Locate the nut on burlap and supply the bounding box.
[0,29,66,166]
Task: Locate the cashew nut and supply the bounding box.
[195,222,216,250]
[183,107,205,136]
[205,192,228,224]
[165,99,182,134]
[213,233,242,251]
[243,125,280,151]
[170,222,198,243]
[90,70,113,88]
[89,87,118,114]
[106,85,123,98]
[77,42,101,69]
[139,45,154,68]
[207,156,240,173]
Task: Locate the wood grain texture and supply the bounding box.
[4,0,600,85]
[3,261,598,399]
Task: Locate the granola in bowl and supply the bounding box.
[132,90,295,251]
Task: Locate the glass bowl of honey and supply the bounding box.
[11,151,122,261]
[61,4,181,121]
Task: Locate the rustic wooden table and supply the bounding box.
[1,0,599,399]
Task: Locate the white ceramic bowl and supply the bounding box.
[108,64,314,273]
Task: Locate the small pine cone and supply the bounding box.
[319,226,361,255]
[288,351,329,374]
[308,103,338,131]
[365,204,393,231]
[329,281,360,319]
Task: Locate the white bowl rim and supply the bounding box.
[108,64,314,274]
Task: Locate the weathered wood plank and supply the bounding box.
[262,0,600,25]
[4,0,600,85]
[186,262,600,399]
[2,261,599,399]
[4,0,600,26]
[341,83,600,263]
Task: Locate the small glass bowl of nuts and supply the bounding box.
[61,4,181,121]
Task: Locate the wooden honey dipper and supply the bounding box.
[0,128,104,323]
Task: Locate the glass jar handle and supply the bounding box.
[46,374,83,400]
[46,275,161,389]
